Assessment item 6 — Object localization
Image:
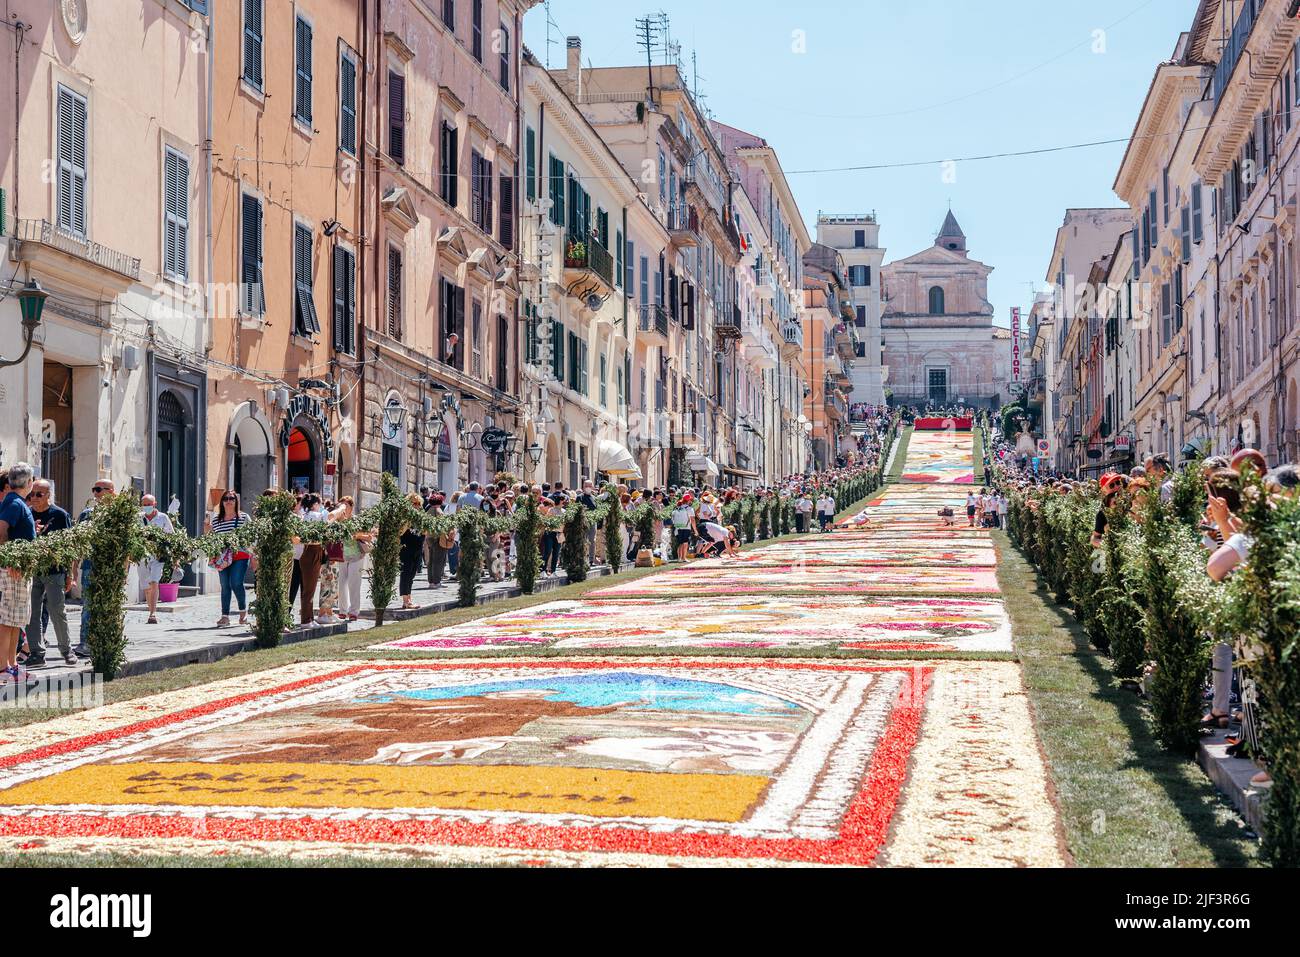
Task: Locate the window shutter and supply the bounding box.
[470,151,483,228]
[294,226,320,335]
[552,322,564,381]
[482,158,494,236]
[579,340,589,395]
[615,229,623,288]
[389,72,405,165]
[333,245,355,354]
[525,128,536,202]
[240,195,264,315]
[163,149,189,279]
[1191,183,1203,243]
[1180,206,1191,262]
[498,174,513,250]
[294,17,313,123]
[339,52,357,155]
[454,285,466,369]
[243,0,263,89]
[57,86,87,237]
[499,24,510,90]
[387,246,403,339]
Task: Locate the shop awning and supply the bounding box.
[597,439,642,479]
[685,452,719,477]
[722,466,760,479]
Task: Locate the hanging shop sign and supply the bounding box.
[1010,307,1022,382]
[480,427,510,454]
[279,392,334,460]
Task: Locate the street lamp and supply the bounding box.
[1,280,48,369]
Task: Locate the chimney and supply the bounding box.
[566,36,582,100]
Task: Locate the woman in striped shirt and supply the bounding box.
[205,490,252,628]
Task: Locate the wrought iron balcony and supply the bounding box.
[781,321,803,356]
[715,300,742,341]
[666,203,698,248]
[637,303,670,344]
[754,269,776,301]
[563,232,614,289]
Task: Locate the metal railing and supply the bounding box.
[638,303,670,338]
[666,203,694,233]
[13,218,141,280]
[564,232,614,286]
[782,322,803,348]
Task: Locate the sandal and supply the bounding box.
[238,612,248,625]
[1200,712,1230,729]
[217,616,230,628]
[146,615,159,625]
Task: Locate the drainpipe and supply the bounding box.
[203,3,215,357]
[12,20,24,222]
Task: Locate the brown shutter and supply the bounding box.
[388,72,405,165]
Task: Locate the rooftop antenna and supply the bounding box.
[544,0,559,69]
[634,12,664,104]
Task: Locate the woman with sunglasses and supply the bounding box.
[205,490,251,628]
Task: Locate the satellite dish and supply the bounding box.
[585,293,603,311]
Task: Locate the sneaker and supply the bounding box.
[73,645,92,659]
[23,656,47,669]
[63,653,78,666]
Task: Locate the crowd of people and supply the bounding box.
[0,432,891,679]
[996,437,1300,791]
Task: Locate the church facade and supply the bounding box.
[880,213,1010,410]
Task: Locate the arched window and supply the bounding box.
[928,286,945,315]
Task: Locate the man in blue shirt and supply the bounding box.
[0,463,38,678]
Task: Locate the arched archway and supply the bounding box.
[232,412,273,500]
[155,389,193,523]
[284,416,326,495]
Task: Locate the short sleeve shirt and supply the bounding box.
[0,492,36,544]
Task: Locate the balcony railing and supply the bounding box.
[12,218,141,281]
[782,322,803,350]
[715,300,742,340]
[638,303,670,339]
[666,203,697,235]
[564,233,614,287]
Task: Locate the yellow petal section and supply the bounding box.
[0,762,769,821]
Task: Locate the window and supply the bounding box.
[471,301,483,377]
[386,245,403,339]
[55,85,87,237]
[498,173,514,249]
[625,240,635,295]
[332,245,355,354]
[162,147,189,280]
[240,194,264,315]
[525,127,536,201]
[339,49,357,156]
[381,441,402,480]
[440,122,459,205]
[388,72,405,165]
[640,256,649,308]
[854,229,865,248]
[293,223,320,337]
[1191,183,1204,243]
[550,321,565,381]
[928,286,945,315]
[439,277,465,369]
[294,16,313,125]
[523,300,540,365]
[568,330,580,389]
[471,150,494,234]
[498,23,511,91]
[548,154,565,226]
[242,0,263,90]
[442,0,455,32]
[496,315,509,391]
[856,305,866,327]
[849,265,869,286]
[615,230,624,288]
[600,355,608,406]
[471,0,483,60]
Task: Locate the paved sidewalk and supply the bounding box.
[25,565,609,679]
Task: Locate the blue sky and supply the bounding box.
[524,0,1197,327]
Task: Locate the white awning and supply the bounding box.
[597,438,642,479]
[686,453,719,477]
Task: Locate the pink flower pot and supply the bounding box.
[158,583,180,603]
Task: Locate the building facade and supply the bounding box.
[880,212,1008,411]
[815,213,886,405]
[802,243,857,468]
[1,0,210,587]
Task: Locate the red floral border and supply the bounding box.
[0,661,932,866]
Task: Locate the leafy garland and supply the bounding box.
[514,494,541,594]
[456,507,485,608]
[603,484,624,575]
[249,491,294,647]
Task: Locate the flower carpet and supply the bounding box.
[898,430,977,484]
[0,430,1065,866]
[370,595,1012,653]
[0,658,1060,866]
